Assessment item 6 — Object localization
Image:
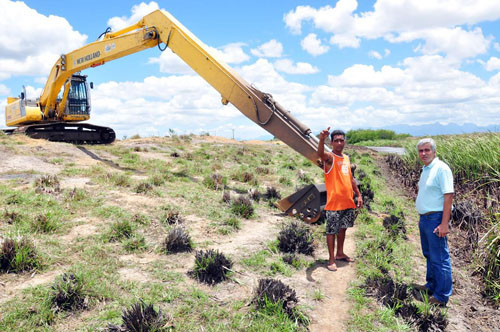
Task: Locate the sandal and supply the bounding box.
[336,256,355,262]
[327,263,337,271]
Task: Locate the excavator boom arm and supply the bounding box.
[144,10,329,166]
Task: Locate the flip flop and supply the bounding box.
[327,263,337,271]
[336,256,355,262]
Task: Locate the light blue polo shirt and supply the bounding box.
[416,157,454,215]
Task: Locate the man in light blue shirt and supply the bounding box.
[414,138,454,306]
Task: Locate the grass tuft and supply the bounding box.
[2,209,21,224]
[106,220,134,242]
[191,249,232,285]
[231,195,254,219]
[34,174,61,194]
[264,186,281,200]
[252,278,308,325]
[161,209,184,225]
[0,237,40,273]
[49,272,88,312]
[135,182,154,194]
[163,227,193,254]
[277,221,315,255]
[107,300,174,331]
[203,173,226,190]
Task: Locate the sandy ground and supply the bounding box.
[0,135,357,330]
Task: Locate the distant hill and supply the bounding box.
[379,123,500,137]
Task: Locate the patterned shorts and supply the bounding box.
[326,209,357,235]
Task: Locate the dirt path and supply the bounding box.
[309,228,356,331]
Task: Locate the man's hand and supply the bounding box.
[356,195,363,208]
[433,223,449,237]
[319,127,330,141]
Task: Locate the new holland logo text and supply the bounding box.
[76,51,101,65]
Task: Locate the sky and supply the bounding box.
[1,0,500,140]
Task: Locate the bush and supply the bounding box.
[135,182,153,194]
[2,209,21,224]
[203,173,226,190]
[382,214,407,239]
[107,301,174,332]
[256,167,270,175]
[123,235,147,252]
[277,221,315,255]
[264,187,281,200]
[161,209,184,225]
[0,238,40,273]
[282,254,301,269]
[252,278,308,324]
[64,188,88,202]
[34,175,61,194]
[248,188,260,202]
[49,273,87,312]
[163,227,192,254]
[222,191,231,203]
[231,196,254,219]
[191,249,232,285]
[132,213,150,225]
[31,213,59,233]
[107,220,134,241]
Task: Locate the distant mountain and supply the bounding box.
[379,123,500,137]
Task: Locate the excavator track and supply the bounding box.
[16,123,115,144]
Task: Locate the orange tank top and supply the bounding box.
[324,153,356,211]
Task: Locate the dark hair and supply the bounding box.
[330,130,346,141]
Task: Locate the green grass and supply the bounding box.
[402,132,500,184]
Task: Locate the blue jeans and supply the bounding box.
[419,212,453,303]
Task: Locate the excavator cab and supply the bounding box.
[66,75,91,116]
[56,74,91,117]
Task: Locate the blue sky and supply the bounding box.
[1,0,500,139]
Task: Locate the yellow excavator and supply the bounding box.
[4,10,330,222]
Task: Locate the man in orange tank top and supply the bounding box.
[318,128,362,271]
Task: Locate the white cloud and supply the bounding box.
[284,0,357,35]
[384,49,391,56]
[368,50,382,59]
[207,43,250,64]
[389,27,491,60]
[0,84,10,96]
[310,54,500,129]
[0,0,87,80]
[107,1,160,31]
[495,42,500,52]
[148,49,195,74]
[34,76,49,84]
[284,1,500,59]
[283,5,319,35]
[329,34,360,49]
[251,40,283,58]
[90,75,239,136]
[301,33,330,56]
[149,42,249,74]
[483,57,500,71]
[274,59,319,74]
[329,64,406,87]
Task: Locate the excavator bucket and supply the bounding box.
[276,184,327,223]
